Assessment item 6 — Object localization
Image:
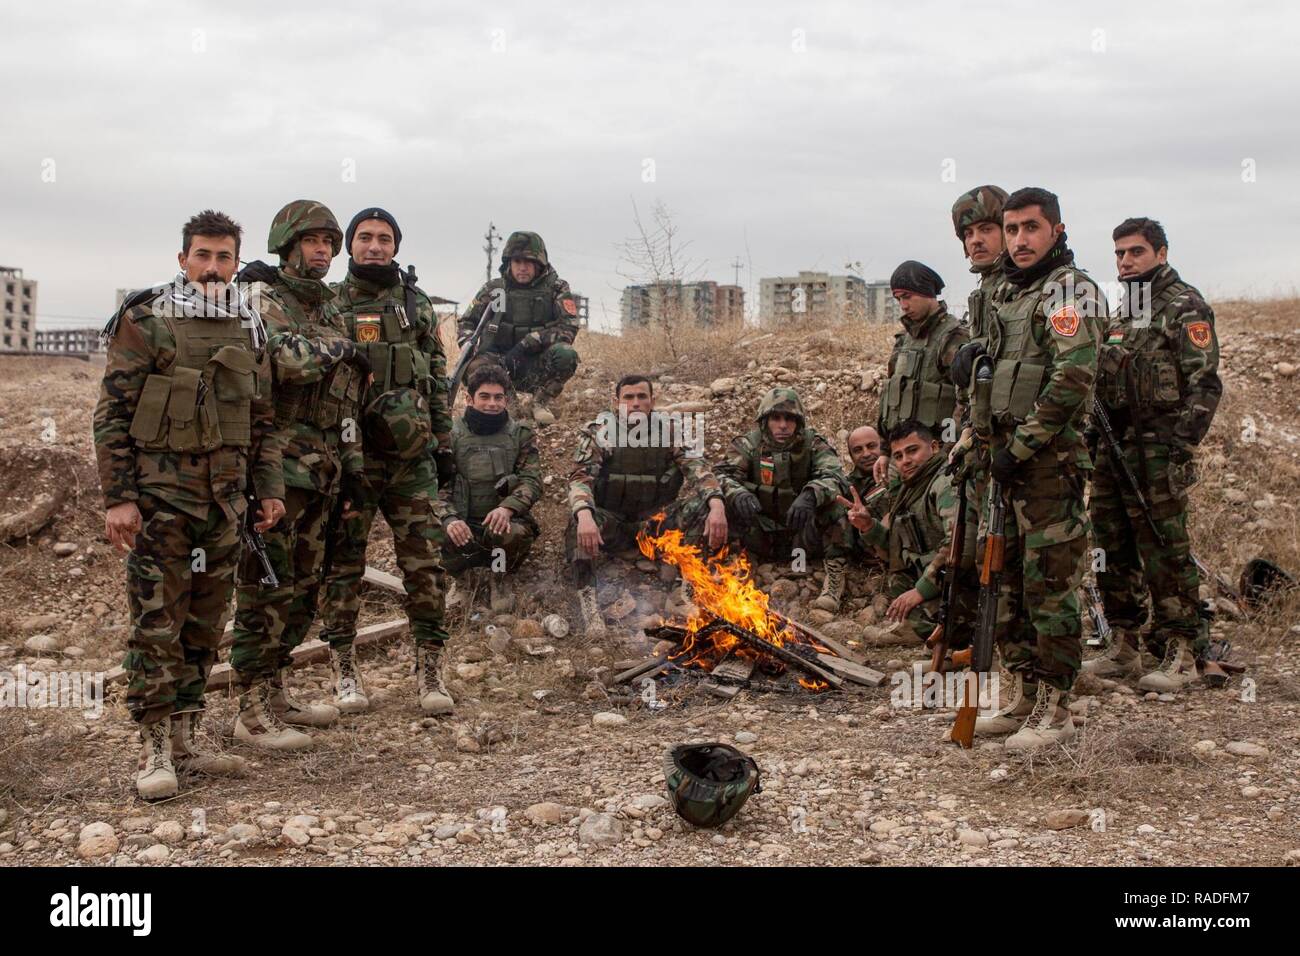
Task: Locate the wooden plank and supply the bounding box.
[712,658,756,683]
[362,566,405,594]
[612,658,670,685]
[816,653,886,687]
[775,613,868,665]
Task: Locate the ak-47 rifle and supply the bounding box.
[447,297,500,406]
[1083,579,1112,648]
[925,437,970,676]
[1192,554,1243,605]
[241,497,279,588]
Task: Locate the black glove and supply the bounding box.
[950,341,987,390]
[785,489,818,532]
[990,448,1021,486]
[340,471,370,510]
[502,344,529,378]
[433,450,456,487]
[337,340,371,379]
[732,491,762,525]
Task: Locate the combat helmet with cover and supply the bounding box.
[267,199,343,257]
[663,743,762,829]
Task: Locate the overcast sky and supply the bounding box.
[3,1,1297,334]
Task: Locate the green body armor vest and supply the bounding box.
[879,311,961,433]
[595,416,683,520]
[451,418,524,522]
[493,283,553,350]
[272,308,364,433]
[1096,275,1192,415]
[747,429,812,521]
[127,308,258,453]
[343,292,434,400]
[887,458,947,575]
[975,266,1070,428]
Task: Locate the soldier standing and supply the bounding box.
[435,363,543,613]
[567,374,727,636]
[1083,217,1222,691]
[949,187,1105,751]
[459,231,581,421]
[317,208,455,716]
[951,185,1010,332]
[94,210,283,799]
[717,388,852,613]
[229,200,371,748]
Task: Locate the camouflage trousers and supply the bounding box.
[471,343,579,395]
[884,568,978,646]
[230,485,332,681]
[975,455,1090,691]
[1090,439,1206,655]
[565,495,710,587]
[725,502,853,566]
[319,455,449,649]
[441,515,538,575]
[122,494,239,725]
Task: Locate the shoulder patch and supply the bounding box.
[1186,321,1213,349]
[1049,305,1080,337]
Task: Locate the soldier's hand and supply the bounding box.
[340,472,369,520]
[255,498,286,532]
[484,506,513,536]
[705,498,728,551]
[990,448,1021,486]
[733,491,761,524]
[105,502,142,554]
[502,344,529,378]
[834,487,874,532]
[519,332,545,354]
[576,508,604,558]
[446,519,473,548]
[785,489,818,532]
[872,454,890,485]
[950,341,987,390]
[887,588,925,622]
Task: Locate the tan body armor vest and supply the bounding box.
[595,414,683,519]
[451,417,525,522]
[745,429,812,521]
[342,287,434,402]
[1096,274,1193,415]
[879,310,962,433]
[493,283,553,350]
[887,457,946,575]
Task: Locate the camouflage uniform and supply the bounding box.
[951,185,1010,330]
[318,263,453,651]
[716,389,852,563]
[435,413,542,574]
[970,240,1105,690]
[94,284,283,725]
[1090,265,1222,656]
[878,300,968,438]
[459,231,580,399]
[230,202,366,682]
[859,453,976,643]
[566,411,721,582]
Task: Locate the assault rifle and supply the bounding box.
[1083,580,1113,649]
[241,497,279,588]
[448,298,500,406]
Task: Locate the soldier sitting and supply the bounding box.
[839,420,975,645]
[435,364,542,613]
[717,388,852,613]
[567,374,728,636]
[459,230,581,422]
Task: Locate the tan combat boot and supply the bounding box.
[810,558,847,613]
[136,719,179,801]
[973,669,1037,736]
[531,383,561,426]
[170,710,247,777]
[1138,637,1199,693]
[1081,631,1143,679]
[488,572,515,614]
[1005,681,1076,751]
[330,644,370,715]
[234,682,313,751]
[578,586,607,637]
[268,667,339,728]
[416,643,455,715]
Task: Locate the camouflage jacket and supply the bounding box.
[847,463,890,520]
[568,413,722,516]
[434,415,543,523]
[458,269,580,354]
[717,426,845,509]
[241,265,363,494]
[93,289,284,520]
[878,300,968,435]
[1096,264,1221,448]
[860,453,963,600]
[331,269,453,448]
[977,254,1105,469]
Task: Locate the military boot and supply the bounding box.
[268,667,340,728]
[330,644,370,715]
[531,383,561,426]
[136,719,179,801]
[578,586,607,637]
[1005,682,1075,751]
[1138,637,1199,693]
[170,710,247,777]
[489,572,515,613]
[810,558,847,613]
[416,643,455,715]
[234,681,313,751]
[973,669,1037,736]
[1081,631,1143,679]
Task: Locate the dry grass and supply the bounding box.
[1011,719,1198,800]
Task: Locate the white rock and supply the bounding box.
[23,635,59,654]
[735,731,759,744]
[578,813,624,846]
[525,802,564,825]
[151,821,185,845]
[1226,741,1269,758]
[958,829,988,847]
[76,822,119,859]
[592,711,627,728]
[135,844,170,864]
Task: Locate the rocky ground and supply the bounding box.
[1,300,1298,868]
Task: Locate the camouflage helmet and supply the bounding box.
[499,231,549,273]
[663,743,762,829]
[951,185,1009,239]
[362,387,432,459]
[267,200,343,257]
[755,387,807,426]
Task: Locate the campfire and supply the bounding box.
[631,522,881,696]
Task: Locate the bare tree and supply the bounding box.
[615,199,705,360]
